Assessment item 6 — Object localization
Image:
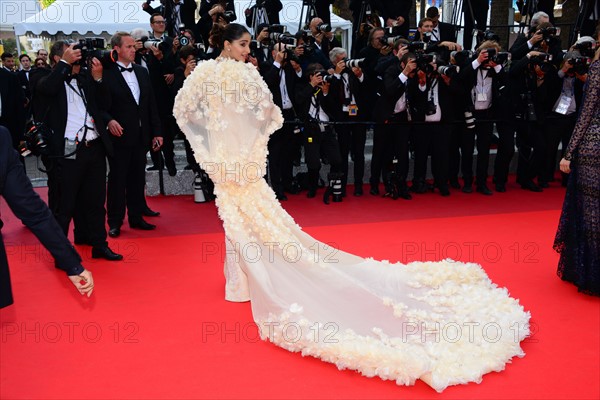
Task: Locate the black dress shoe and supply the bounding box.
[462,185,473,194]
[146,165,162,171]
[306,189,316,198]
[276,192,288,201]
[476,185,493,195]
[354,185,363,196]
[129,219,156,230]
[167,166,177,177]
[108,227,121,238]
[495,183,506,193]
[449,179,461,189]
[399,188,412,200]
[92,246,124,261]
[538,181,549,188]
[142,206,160,217]
[520,181,543,192]
[411,182,427,194]
[438,186,451,196]
[369,185,380,196]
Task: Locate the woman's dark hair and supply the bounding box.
[213,23,250,50]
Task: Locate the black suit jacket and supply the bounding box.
[144,0,198,36]
[0,68,26,147]
[330,69,369,121]
[0,126,84,308]
[98,64,162,148]
[458,61,512,118]
[379,0,412,37]
[294,80,341,126]
[373,61,409,123]
[433,22,457,43]
[32,61,113,157]
[263,61,302,112]
[245,0,282,25]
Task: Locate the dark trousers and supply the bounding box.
[493,120,516,185]
[369,125,385,187]
[336,115,367,188]
[150,114,175,170]
[463,1,489,50]
[107,144,146,227]
[304,126,342,190]
[448,120,464,183]
[545,113,576,183]
[55,140,108,248]
[381,112,410,186]
[461,108,493,186]
[515,120,545,184]
[413,123,450,187]
[268,109,296,194]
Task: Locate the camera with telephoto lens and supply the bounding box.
[529,52,553,73]
[421,31,433,44]
[71,38,117,66]
[538,26,560,45]
[269,32,296,46]
[316,23,331,33]
[407,41,426,53]
[316,70,334,83]
[379,35,403,47]
[20,121,53,157]
[567,57,590,75]
[344,58,365,68]
[573,41,596,58]
[416,53,435,73]
[141,36,170,53]
[483,48,511,64]
[452,49,474,66]
[437,64,459,77]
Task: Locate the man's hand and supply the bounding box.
[477,49,489,64]
[294,46,305,57]
[152,136,164,151]
[184,59,197,77]
[274,49,286,64]
[440,41,462,51]
[69,269,94,297]
[209,4,224,16]
[90,57,103,81]
[402,58,417,76]
[396,16,405,26]
[164,73,174,85]
[248,55,259,69]
[352,66,363,78]
[61,43,82,65]
[529,30,543,46]
[257,28,269,43]
[559,158,571,173]
[107,120,124,137]
[134,39,144,51]
[396,44,408,61]
[334,59,345,75]
[310,73,323,87]
[149,45,164,61]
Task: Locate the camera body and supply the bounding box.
[407,41,426,53]
[71,37,116,66]
[529,52,553,73]
[416,53,435,73]
[573,41,596,58]
[483,48,511,65]
[437,64,459,77]
[452,50,474,66]
[475,29,500,44]
[379,35,403,47]
[20,122,53,157]
[567,56,590,75]
[141,36,170,54]
[316,23,331,33]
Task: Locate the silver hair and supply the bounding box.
[130,28,148,41]
[329,47,347,64]
[531,11,549,28]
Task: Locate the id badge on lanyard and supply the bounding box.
[348,104,358,116]
[554,95,572,115]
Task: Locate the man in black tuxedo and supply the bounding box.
[32,41,122,261]
[0,68,26,149]
[263,44,304,200]
[143,0,198,36]
[308,17,342,58]
[98,32,163,237]
[1,53,15,72]
[329,47,369,197]
[17,54,33,120]
[379,0,412,39]
[372,42,416,200]
[427,7,457,43]
[0,126,94,308]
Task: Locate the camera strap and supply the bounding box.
[427,78,438,104]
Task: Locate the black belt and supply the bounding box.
[84,137,100,147]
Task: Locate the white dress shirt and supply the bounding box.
[117,61,140,105]
[64,78,98,141]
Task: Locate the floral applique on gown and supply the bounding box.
[174,58,531,392]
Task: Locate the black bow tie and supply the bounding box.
[119,66,134,73]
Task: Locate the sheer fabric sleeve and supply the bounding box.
[564,61,600,161]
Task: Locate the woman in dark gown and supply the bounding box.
[554,49,600,296]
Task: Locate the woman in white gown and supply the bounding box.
[174,24,530,392]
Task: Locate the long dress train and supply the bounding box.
[174,58,530,392]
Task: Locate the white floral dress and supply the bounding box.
[173,58,531,392]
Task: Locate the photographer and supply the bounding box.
[509,39,560,191]
[295,63,343,202]
[244,0,282,27]
[196,1,236,49]
[293,31,334,72]
[142,0,197,37]
[0,65,25,151]
[407,52,456,196]
[329,47,369,197]
[1,126,94,308]
[509,14,562,66]
[263,43,304,200]
[372,42,417,200]
[544,38,594,186]
[32,40,122,261]
[417,18,462,64]
[457,41,511,195]
[308,17,341,58]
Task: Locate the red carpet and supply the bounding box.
[1,182,599,399]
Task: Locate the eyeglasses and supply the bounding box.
[153,20,166,24]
